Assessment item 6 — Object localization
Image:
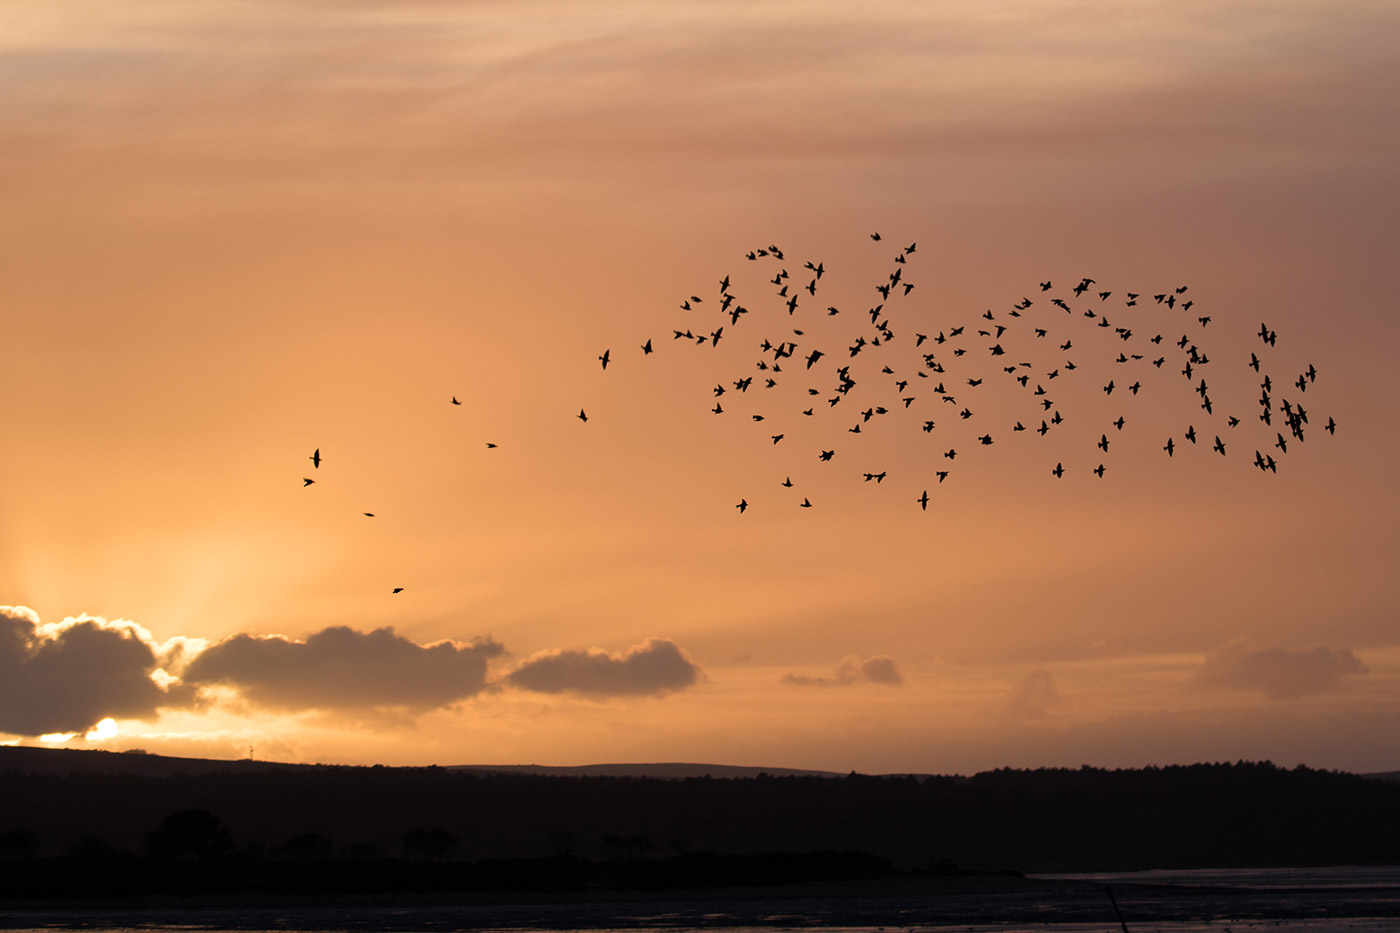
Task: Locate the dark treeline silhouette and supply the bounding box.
[1,754,1398,898]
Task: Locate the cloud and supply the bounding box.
[182,626,504,713]
[1007,669,1062,720]
[782,654,904,688]
[0,606,188,736]
[1195,639,1368,700]
[506,637,701,697]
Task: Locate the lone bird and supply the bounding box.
[392,587,404,594]
[451,396,461,405]
[917,490,929,510]
[302,477,315,487]
[736,499,747,514]
[310,449,321,468]
[599,349,611,370]
[578,409,588,422]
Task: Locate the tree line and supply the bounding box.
[1,758,1397,896]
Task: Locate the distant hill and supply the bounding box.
[449,762,844,779]
[0,745,312,777]
[0,747,841,780]
[1364,770,1400,782]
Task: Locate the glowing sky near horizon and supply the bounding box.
[2,0,1398,773]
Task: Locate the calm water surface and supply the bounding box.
[2,866,1398,932]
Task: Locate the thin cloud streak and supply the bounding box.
[782,654,904,688]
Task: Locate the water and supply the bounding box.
[1031,865,1400,890]
[1,866,1398,931]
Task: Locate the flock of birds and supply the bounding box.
[296,233,1338,590]
[586,234,1336,515]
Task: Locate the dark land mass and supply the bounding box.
[2,746,1399,912]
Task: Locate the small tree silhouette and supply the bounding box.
[145,809,234,861]
[279,832,334,861]
[402,827,458,861]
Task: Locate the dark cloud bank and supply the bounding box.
[182,626,505,713]
[0,607,704,736]
[506,637,702,697]
[0,606,184,736]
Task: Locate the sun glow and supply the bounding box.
[85,718,119,741]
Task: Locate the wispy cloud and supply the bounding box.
[1006,669,1062,720]
[781,654,904,688]
[1195,639,1367,700]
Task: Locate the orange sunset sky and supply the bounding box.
[2,0,1398,774]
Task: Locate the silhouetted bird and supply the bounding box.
[310,449,321,468]
[302,478,315,486]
